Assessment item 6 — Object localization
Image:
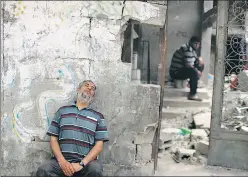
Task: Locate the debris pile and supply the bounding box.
[221,93,248,131]
[159,111,211,165]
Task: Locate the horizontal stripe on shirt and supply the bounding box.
[61,113,97,124]
[60,125,96,136]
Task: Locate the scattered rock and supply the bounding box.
[160,133,172,143]
[193,112,211,129]
[240,126,248,132]
[174,148,196,162]
[191,129,208,139]
[197,155,208,164]
[162,128,180,134]
[196,140,209,156]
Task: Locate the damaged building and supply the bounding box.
[1,1,166,176]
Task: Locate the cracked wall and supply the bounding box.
[1,1,164,176]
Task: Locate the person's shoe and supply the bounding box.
[188,94,202,101]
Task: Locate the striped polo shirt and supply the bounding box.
[169,43,198,75]
[47,102,109,162]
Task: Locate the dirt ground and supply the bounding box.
[155,154,248,176]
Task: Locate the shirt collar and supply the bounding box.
[71,101,91,109]
[186,43,193,52]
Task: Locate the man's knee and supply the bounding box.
[36,164,50,177]
[86,161,103,176]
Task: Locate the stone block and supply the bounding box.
[196,140,209,156]
[174,80,188,88]
[159,141,172,150]
[136,144,152,162]
[240,126,248,132]
[193,112,211,129]
[160,132,172,143]
[191,129,208,139]
[134,123,157,145]
[175,148,196,162]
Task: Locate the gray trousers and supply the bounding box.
[36,159,103,177]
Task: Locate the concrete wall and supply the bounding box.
[165,0,202,80]
[1,1,164,176]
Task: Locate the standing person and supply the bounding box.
[169,36,204,101]
[36,80,109,177]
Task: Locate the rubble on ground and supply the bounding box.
[221,93,248,131]
[160,109,211,165]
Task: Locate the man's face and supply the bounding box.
[192,42,200,50]
[77,81,96,104]
[79,81,96,97]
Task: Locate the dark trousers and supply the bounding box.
[170,63,204,95]
[36,159,103,177]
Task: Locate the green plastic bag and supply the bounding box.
[179,128,191,135]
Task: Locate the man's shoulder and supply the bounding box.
[180,43,189,50]
[86,109,104,119]
[58,104,76,112]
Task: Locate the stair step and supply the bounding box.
[163,97,211,108]
[164,86,211,99]
[162,108,186,119]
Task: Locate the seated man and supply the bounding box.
[169,36,204,101]
[36,80,109,177]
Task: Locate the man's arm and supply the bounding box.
[50,136,75,176]
[82,113,109,165]
[81,141,103,165]
[47,111,75,176]
[50,136,66,162]
[180,46,194,68]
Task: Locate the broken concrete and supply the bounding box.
[136,144,152,163]
[191,129,208,139]
[175,149,196,162]
[240,126,248,133]
[193,112,211,129]
[196,140,209,156]
[1,1,164,176]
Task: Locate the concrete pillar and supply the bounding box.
[132,52,141,83]
[201,0,213,86]
[245,11,248,61]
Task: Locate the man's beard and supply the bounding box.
[77,92,93,104]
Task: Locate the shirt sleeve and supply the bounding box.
[95,115,109,142]
[47,111,60,137]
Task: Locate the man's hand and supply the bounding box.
[58,159,75,176]
[198,56,204,66]
[197,70,202,77]
[71,163,83,172]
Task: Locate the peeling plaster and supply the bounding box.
[2,1,163,175]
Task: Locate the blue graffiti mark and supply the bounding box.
[10,79,15,88]
[45,99,56,126]
[16,113,20,119]
[58,69,64,78]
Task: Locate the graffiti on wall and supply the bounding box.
[170,30,189,38]
[4,61,86,143]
